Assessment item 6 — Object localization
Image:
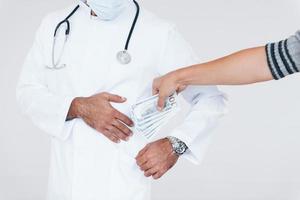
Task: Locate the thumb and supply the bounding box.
[107,94,127,103]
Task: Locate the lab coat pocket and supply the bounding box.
[111,150,151,200]
[118,126,148,160]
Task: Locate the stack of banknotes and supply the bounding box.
[131,93,179,139]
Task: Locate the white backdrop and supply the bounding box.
[0,0,300,200]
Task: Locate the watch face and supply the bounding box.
[174,142,180,149]
[167,136,188,156]
[176,146,186,154]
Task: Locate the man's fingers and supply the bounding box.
[112,119,132,137]
[102,130,120,143]
[136,155,148,166]
[152,78,160,95]
[144,167,158,177]
[140,161,153,171]
[107,126,128,141]
[152,83,159,95]
[152,171,163,180]
[136,144,150,159]
[152,87,159,96]
[114,110,134,127]
[153,167,169,180]
[136,152,150,166]
[107,94,127,103]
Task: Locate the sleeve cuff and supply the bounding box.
[170,129,210,165]
[169,94,227,165]
[55,96,77,141]
[36,96,76,141]
[266,32,300,79]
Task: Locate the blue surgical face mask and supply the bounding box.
[86,0,126,21]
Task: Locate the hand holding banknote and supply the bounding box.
[152,73,187,111]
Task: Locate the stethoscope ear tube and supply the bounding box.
[65,20,70,35]
[50,5,80,68]
[54,5,79,37]
[54,21,64,37]
[54,20,71,37]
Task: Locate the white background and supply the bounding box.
[0,0,300,200]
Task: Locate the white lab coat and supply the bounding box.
[16,1,227,200]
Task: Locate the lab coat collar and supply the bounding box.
[78,0,92,17]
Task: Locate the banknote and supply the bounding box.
[132,93,178,121]
[131,93,179,139]
[135,110,171,127]
[135,114,169,132]
[144,108,179,138]
[143,121,165,138]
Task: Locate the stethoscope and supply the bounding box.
[48,0,140,70]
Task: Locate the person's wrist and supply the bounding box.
[163,138,179,158]
[175,68,190,86]
[163,137,174,151]
[68,97,86,120]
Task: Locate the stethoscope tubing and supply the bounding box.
[50,1,139,69]
[54,5,80,37]
[125,0,140,51]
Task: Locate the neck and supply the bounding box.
[82,1,97,16]
[91,10,97,16]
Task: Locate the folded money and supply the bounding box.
[131,93,179,139]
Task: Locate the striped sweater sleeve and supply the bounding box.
[265,30,300,80]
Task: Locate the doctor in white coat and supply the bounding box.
[16,0,227,199]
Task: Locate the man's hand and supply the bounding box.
[152,71,187,111]
[135,138,179,180]
[68,92,134,143]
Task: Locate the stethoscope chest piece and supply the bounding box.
[117,50,131,65]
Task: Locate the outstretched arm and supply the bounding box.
[172,46,271,85]
[153,31,300,109]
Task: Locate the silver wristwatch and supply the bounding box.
[167,136,188,156]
